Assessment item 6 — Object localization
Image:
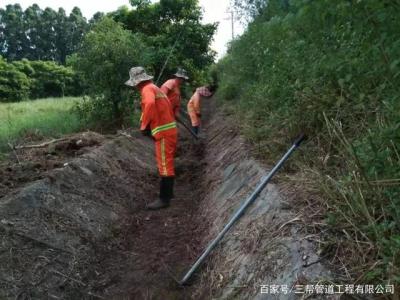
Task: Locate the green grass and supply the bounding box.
[216,0,400,285]
[0,97,84,152]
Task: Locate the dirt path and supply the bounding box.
[119,134,210,299]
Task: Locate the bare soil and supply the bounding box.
[0,99,332,300]
[0,119,211,299]
[0,132,105,198]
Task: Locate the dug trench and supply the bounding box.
[0,99,331,299]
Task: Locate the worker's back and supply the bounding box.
[140,82,177,138]
[161,78,181,116]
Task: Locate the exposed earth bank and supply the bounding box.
[0,100,329,299]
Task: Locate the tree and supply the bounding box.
[89,12,105,27]
[0,56,30,102]
[231,0,290,22]
[0,4,26,60]
[9,59,82,99]
[54,8,69,64]
[129,0,151,9]
[68,7,88,56]
[23,4,42,60]
[37,7,57,60]
[0,4,89,64]
[70,17,148,125]
[110,0,217,84]
[25,60,76,98]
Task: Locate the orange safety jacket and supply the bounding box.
[187,90,201,127]
[139,82,177,139]
[160,78,181,117]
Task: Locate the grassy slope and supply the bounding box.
[0,97,84,152]
[216,0,400,285]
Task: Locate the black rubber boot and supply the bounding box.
[146,177,174,210]
[162,176,175,200]
[192,126,199,135]
[146,198,169,210]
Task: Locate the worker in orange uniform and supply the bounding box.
[160,68,189,117]
[187,86,214,134]
[125,66,177,210]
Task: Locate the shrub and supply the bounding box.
[70,17,149,127]
[13,59,83,98]
[0,57,83,102]
[0,56,31,102]
[217,0,400,284]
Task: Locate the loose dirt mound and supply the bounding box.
[0,131,105,198]
[0,128,209,299]
[1,132,152,299]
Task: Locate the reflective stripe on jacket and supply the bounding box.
[139,82,177,139]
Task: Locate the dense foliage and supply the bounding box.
[110,0,217,85]
[70,17,148,127]
[0,57,82,101]
[1,0,216,128]
[0,4,89,64]
[0,56,30,101]
[217,0,400,284]
[71,0,217,126]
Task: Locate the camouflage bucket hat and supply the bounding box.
[125,67,154,87]
[174,68,189,80]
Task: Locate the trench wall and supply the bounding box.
[0,134,157,299]
[0,103,330,300]
[194,109,330,300]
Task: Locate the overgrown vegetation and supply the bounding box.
[0,57,83,102]
[0,4,89,64]
[0,97,84,152]
[217,0,400,284]
[111,0,217,85]
[70,17,148,127]
[0,3,90,103]
[71,1,216,127]
[0,0,216,128]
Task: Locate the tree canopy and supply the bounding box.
[0,56,82,102]
[70,17,149,126]
[69,0,217,126]
[110,0,217,84]
[0,4,89,64]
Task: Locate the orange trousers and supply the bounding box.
[155,133,177,177]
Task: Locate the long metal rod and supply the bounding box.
[179,106,190,121]
[156,31,183,85]
[176,116,198,140]
[179,134,306,285]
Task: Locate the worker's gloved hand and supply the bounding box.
[141,129,152,137]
